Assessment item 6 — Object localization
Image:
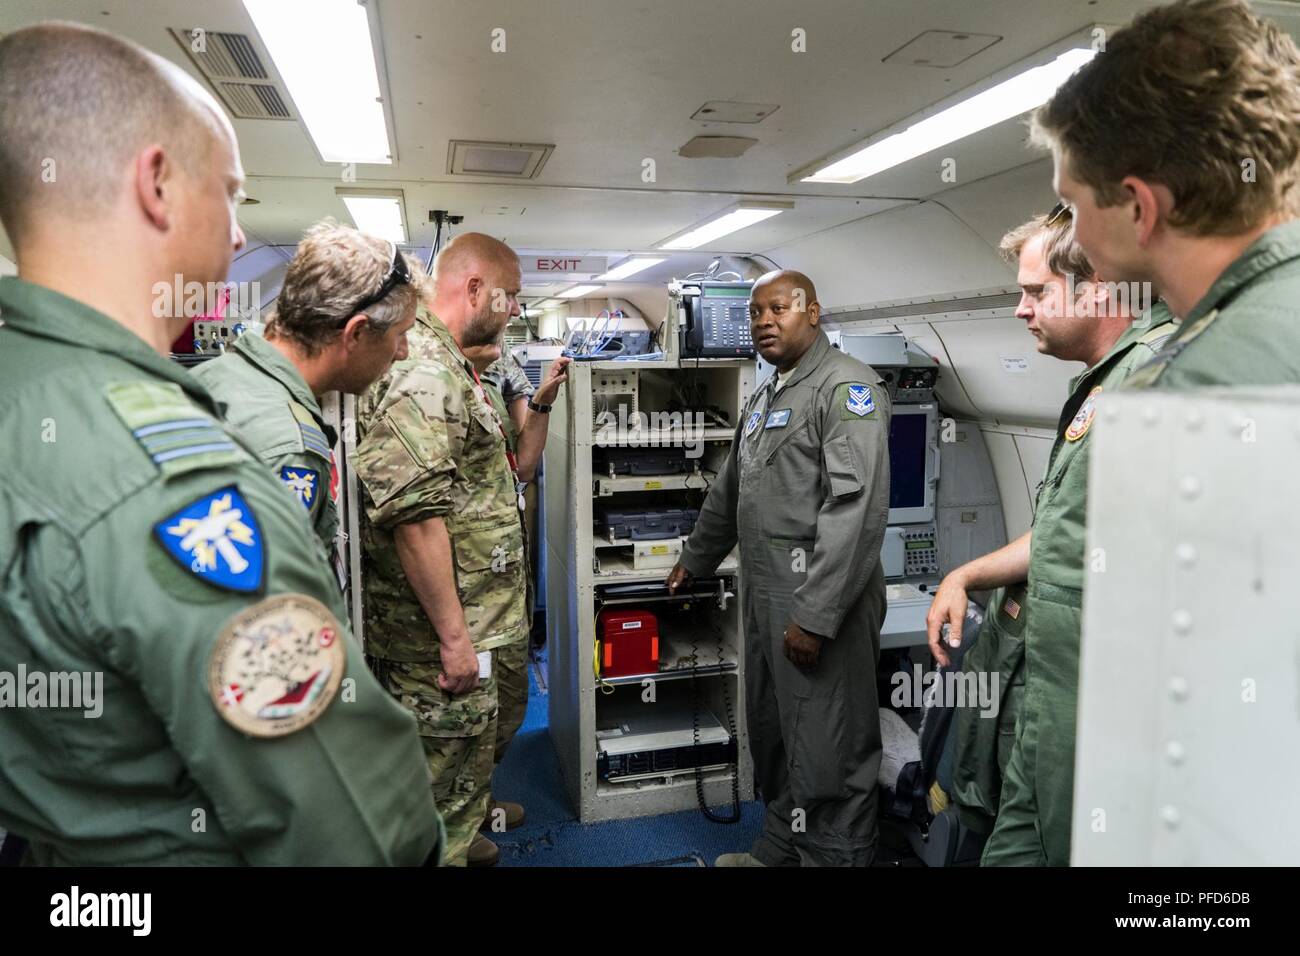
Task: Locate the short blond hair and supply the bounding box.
[0,22,217,243]
[1031,0,1300,236]
[999,209,1095,281]
[265,219,422,355]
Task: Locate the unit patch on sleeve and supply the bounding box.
[1065,386,1103,442]
[279,465,320,511]
[840,383,877,419]
[208,593,347,738]
[153,485,265,593]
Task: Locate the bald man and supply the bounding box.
[668,271,892,867]
[0,23,440,864]
[354,232,532,867]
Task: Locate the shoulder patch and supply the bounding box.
[107,380,244,477]
[288,401,333,461]
[208,593,346,738]
[1065,386,1103,442]
[279,465,321,511]
[154,485,265,593]
[839,382,877,420]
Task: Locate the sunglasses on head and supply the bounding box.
[1045,201,1073,227]
[337,241,412,326]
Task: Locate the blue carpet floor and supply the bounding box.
[490,649,765,867]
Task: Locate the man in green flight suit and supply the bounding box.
[194,220,419,565]
[0,23,440,865]
[925,207,1173,861]
[668,270,892,867]
[354,233,529,867]
[1021,0,1300,862]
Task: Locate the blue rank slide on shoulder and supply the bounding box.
[842,383,876,419]
[154,485,265,593]
[106,380,245,478]
[279,465,320,511]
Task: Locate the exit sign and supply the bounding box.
[524,255,607,276]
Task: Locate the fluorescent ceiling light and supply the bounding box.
[243,0,393,164]
[597,257,668,281]
[340,195,407,244]
[558,285,604,299]
[801,47,1097,184]
[658,203,791,251]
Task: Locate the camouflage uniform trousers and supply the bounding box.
[374,655,498,867]
[493,639,530,768]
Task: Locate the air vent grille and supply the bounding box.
[169,28,294,121]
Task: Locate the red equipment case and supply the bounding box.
[596,608,659,677]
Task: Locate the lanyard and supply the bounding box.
[469,365,526,511]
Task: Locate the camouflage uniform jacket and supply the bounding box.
[354,307,527,662]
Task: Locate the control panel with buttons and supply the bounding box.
[901,525,939,577]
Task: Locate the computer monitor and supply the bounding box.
[888,403,937,524]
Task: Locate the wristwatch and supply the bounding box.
[527,398,552,413]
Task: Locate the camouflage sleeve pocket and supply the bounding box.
[355,410,424,494]
[451,521,524,573]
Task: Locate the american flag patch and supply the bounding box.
[1003,596,1021,620]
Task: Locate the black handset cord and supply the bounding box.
[691,615,741,824]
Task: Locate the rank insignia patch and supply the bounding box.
[279,466,320,511]
[154,486,265,593]
[208,594,347,738]
[845,384,875,417]
[765,408,792,429]
[1065,386,1103,442]
[744,409,763,437]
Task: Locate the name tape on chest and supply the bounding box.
[208,593,347,737]
[765,408,792,429]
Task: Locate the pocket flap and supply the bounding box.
[452,521,523,572]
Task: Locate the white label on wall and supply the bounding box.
[1001,357,1030,374]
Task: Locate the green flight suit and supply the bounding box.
[982,305,1175,866]
[354,307,527,865]
[192,332,339,556]
[0,276,441,866]
[681,331,891,867]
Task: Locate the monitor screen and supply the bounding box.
[889,412,928,510]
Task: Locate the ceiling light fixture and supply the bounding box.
[657,202,792,251]
[243,0,394,164]
[597,257,668,281]
[336,188,408,244]
[557,285,604,299]
[797,47,1097,184]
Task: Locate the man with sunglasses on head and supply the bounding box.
[195,220,419,560]
[925,205,1172,865]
